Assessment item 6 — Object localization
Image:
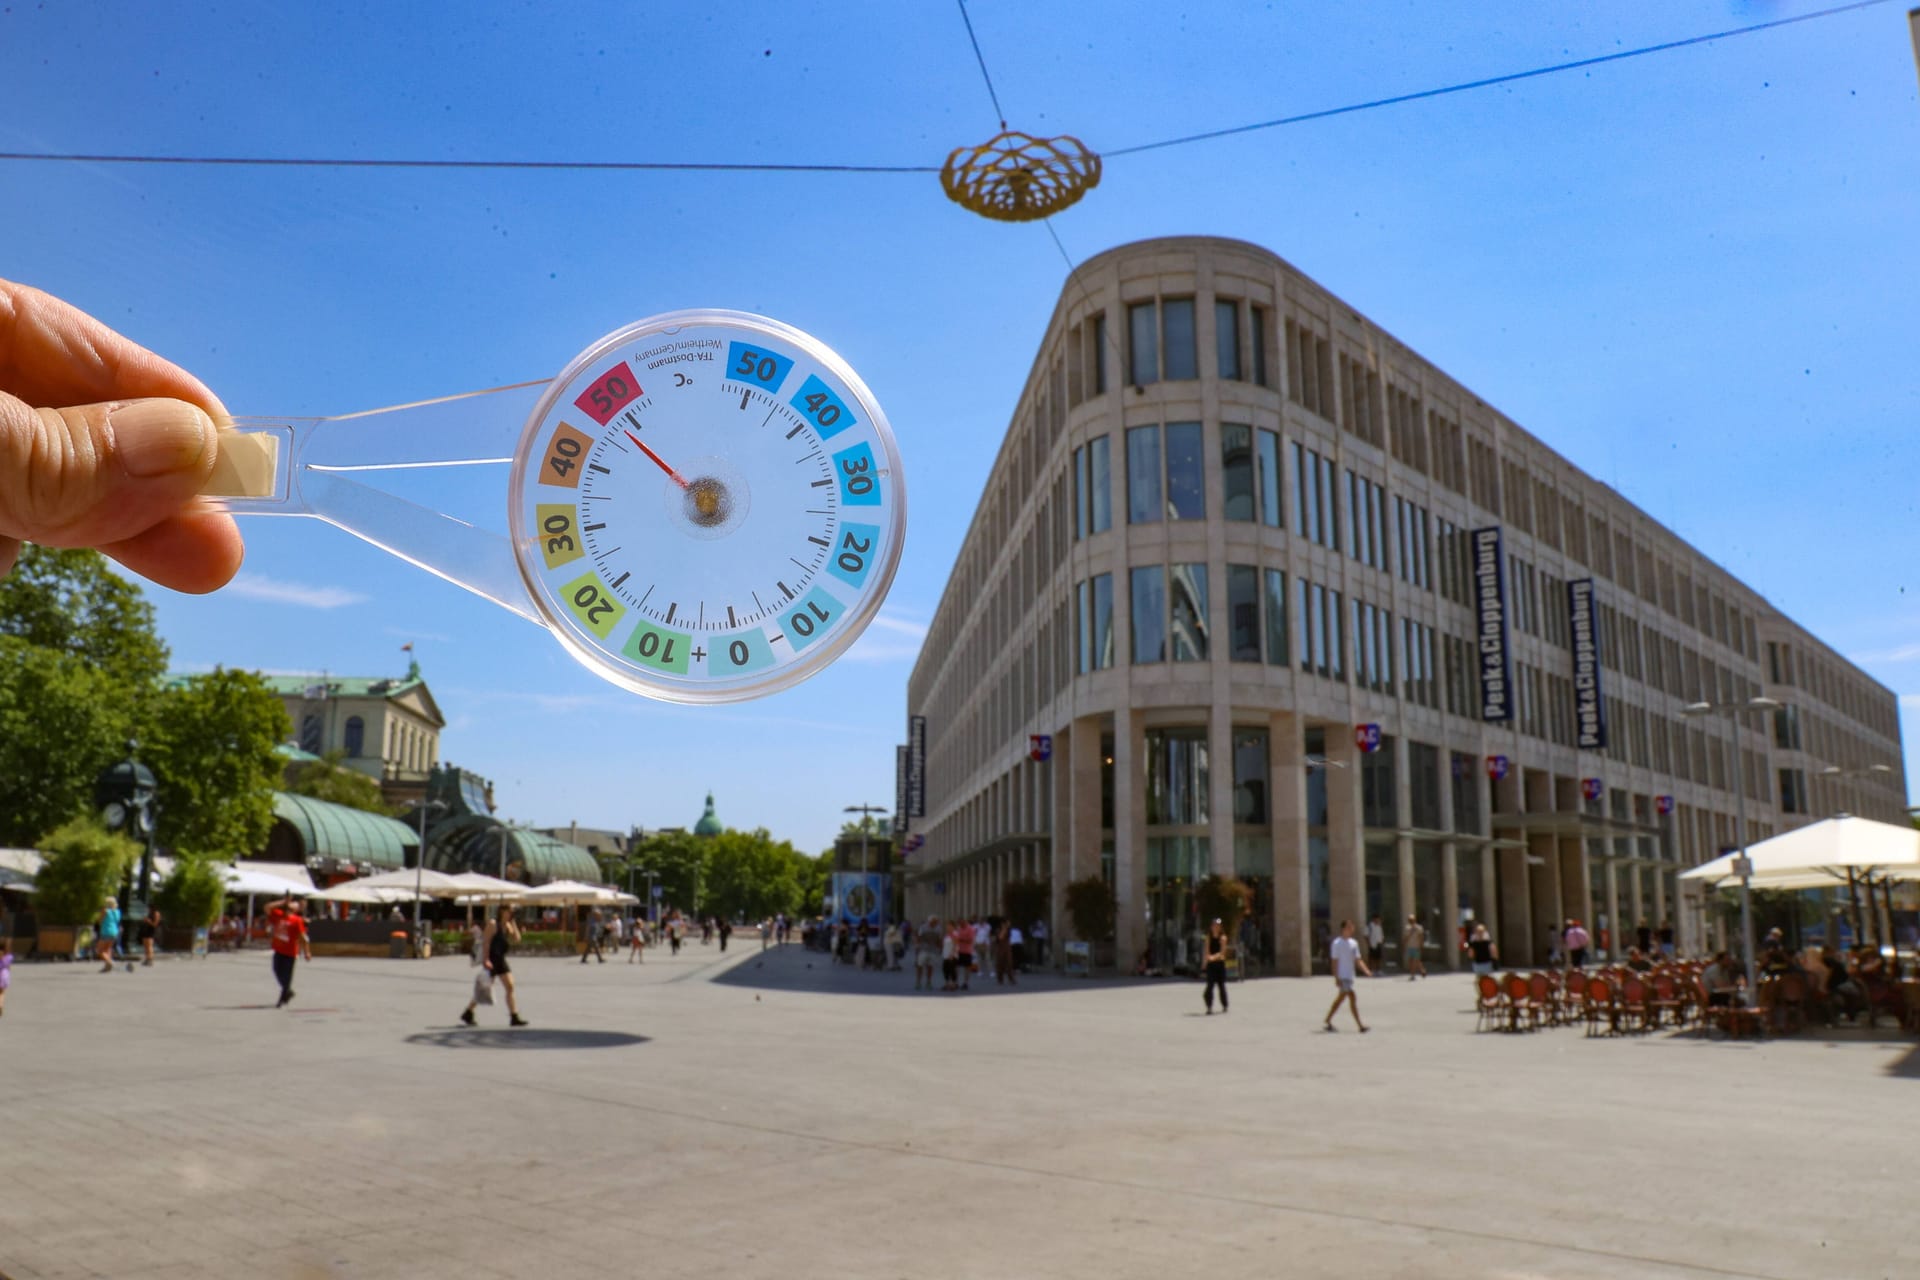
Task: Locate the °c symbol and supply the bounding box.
[673,372,692,387]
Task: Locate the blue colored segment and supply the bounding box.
[782,584,844,652]
[827,521,882,591]
[713,627,774,675]
[726,341,794,392]
[790,373,858,440]
[831,441,881,507]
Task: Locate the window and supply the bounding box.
[1779,768,1808,815]
[1263,568,1288,666]
[1162,299,1197,380]
[1126,426,1161,523]
[344,715,365,758]
[299,713,322,755]
[1131,566,1167,663]
[1216,299,1241,380]
[1164,423,1204,519]
[1451,751,1482,833]
[1361,735,1397,828]
[1145,728,1210,824]
[1256,429,1282,526]
[1293,442,1340,548]
[1222,425,1255,521]
[1091,313,1107,394]
[1128,302,1158,386]
[1233,730,1269,824]
[1774,704,1802,751]
[1250,305,1269,387]
[1169,563,1208,662]
[1073,439,1112,539]
[1076,574,1114,672]
[1409,742,1442,830]
[1227,564,1261,661]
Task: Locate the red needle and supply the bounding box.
[625,429,688,489]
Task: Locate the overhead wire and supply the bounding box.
[0,0,1893,176]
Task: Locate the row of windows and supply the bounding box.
[1124,297,1274,390]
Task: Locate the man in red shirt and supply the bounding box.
[267,894,312,1007]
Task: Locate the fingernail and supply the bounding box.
[111,400,212,478]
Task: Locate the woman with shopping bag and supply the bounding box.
[460,905,528,1028]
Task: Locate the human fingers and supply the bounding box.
[98,506,244,594]
[0,278,226,416]
[0,393,229,567]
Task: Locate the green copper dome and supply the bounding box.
[693,792,723,837]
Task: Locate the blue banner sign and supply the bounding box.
[1472,527,1512,722]
[1568,577,1607,749]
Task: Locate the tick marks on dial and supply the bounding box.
[726,606,737,629]
[785,423,807,440]
[583,522,606,533]
[739,389,750,411]
[610,571,631,590]
[588,463,611,475]
[810,479,833,488]
[807,535,829,547]
[664,601,677,625]
[778,580,794,601]
[789,557,810,573]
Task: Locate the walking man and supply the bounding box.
[1402,914,1427,980]
[1364,914,1386,976]
[1324,919,1371,1032]
[267,893,311,1008]
[580,908,606,964]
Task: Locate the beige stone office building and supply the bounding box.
[902,236,1905,974]
[267,660,446,808]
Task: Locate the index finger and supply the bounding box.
[0,278,227,418]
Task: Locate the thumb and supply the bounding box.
[0,393,218,552]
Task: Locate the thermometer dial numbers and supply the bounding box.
[508,311,905,704]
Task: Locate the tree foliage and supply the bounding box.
[701,828,806,921]
[145,669,290,857]
[1001,877,1051,930]
[284,749,393,815]
[153,854,229,928]
[1194,875,1251,936]
[34,817,138,926]
[1065,875,1117,942]
[0,638,134,846]
[628,829,706,915]
[0,547,168,689]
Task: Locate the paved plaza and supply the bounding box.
[2,940,1914,1280]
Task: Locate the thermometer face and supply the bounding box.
[509,310,905,703]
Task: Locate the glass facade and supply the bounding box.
[1221,424,1254,521]
[1216,299,1240,380]
[1364,842,1401,966]
[1263,569,1288,667]
[1145,728,1209,825]
[1162,298,1197,380]
[1164,422,1204,520]
[1130,566,1166,664]
[1128,301,1157,386]
[1126,426,1161,524]
[1232,730,1269,825]
[1227,565,1260,662]
[1146,835,1208,970]
[1077,574,1114,672]
[1169,563,1208,662]
[1256,429,1282,526]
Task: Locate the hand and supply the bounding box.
[0,279,241,591]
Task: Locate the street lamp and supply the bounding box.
[412,797,448,954]
[844,802,889,927]
[1680,695,1781,996]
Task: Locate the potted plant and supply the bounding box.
[153,854,229,955]
[32,817,138,960]
[1064,875,1117,972]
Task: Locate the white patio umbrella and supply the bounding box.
[350,867,469,898]
[518,879,620,905]
[445,872,526,899]
[1680,815,1920,888]
[309,882,422,904]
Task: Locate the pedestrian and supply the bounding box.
[915,917,939,991]
[669,915,683,955]
[1564,918,1591,970]
[1657,919,1676,960]
[719,919,732,952]
[1402,914,1427,980]
[266,893,311,1008]
[1202,918,1229,1014]
[938,918,957,991]
[973,916,993,981]
[952,918,975,991]
[607,913,625,955]
[1324,919,1371,1032]
[461,904,528,1027]
[1635,919,1653,955]
[629,919,647,963]
[993,921,1015,986]
[580,908,606,964]
[1467,922,1498,976]
[1009,921,1026,974]
[1030,917,1048,967]
[93,896,122,973]
[883,921,901,971]
[138,905,162,966]
[1365,914,1385,975]
[0,936,12,1017]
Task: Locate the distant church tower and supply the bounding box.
[694,792,722,837]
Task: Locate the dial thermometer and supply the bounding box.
[205,310,906,703]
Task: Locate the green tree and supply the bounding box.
[284,749,393,815]
[1002,877,1051,930]
[0,638,133,845]
[153,853,229,929]
[794,848,832,917]
[629,829,707,914]
[1065,876,1117,943]
[145,669,290,857]
[701,828,805,921]
[0,546,168,689]
[1194,875,1251,937]
[34,816,138,926]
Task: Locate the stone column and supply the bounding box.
[1559,837,1589,952]
[1440,841,1460,971]
[1528,832,1561,964]
[1326,720,1365,935]
[1496,844,1532,966]
[1269,710,1310,975]
[1113,709,1145,967]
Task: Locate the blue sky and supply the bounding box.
[2,1,1915,851]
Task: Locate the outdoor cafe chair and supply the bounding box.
[1474,973,1506,1033]
[1619,974,1654,1033]
[1529,972,1560,1027]
[1697,976,1764,1040]
[1584,975,1617,1037]
[1648,972,1684,1030]
[1563,969,1589,1004]
[1769,972,1809,1034]
[1502,971,1536,1031]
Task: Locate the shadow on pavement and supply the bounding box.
[404,1028,651,1051]
[709,946,1174,998]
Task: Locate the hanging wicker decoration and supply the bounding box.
[941,130,1101,222]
